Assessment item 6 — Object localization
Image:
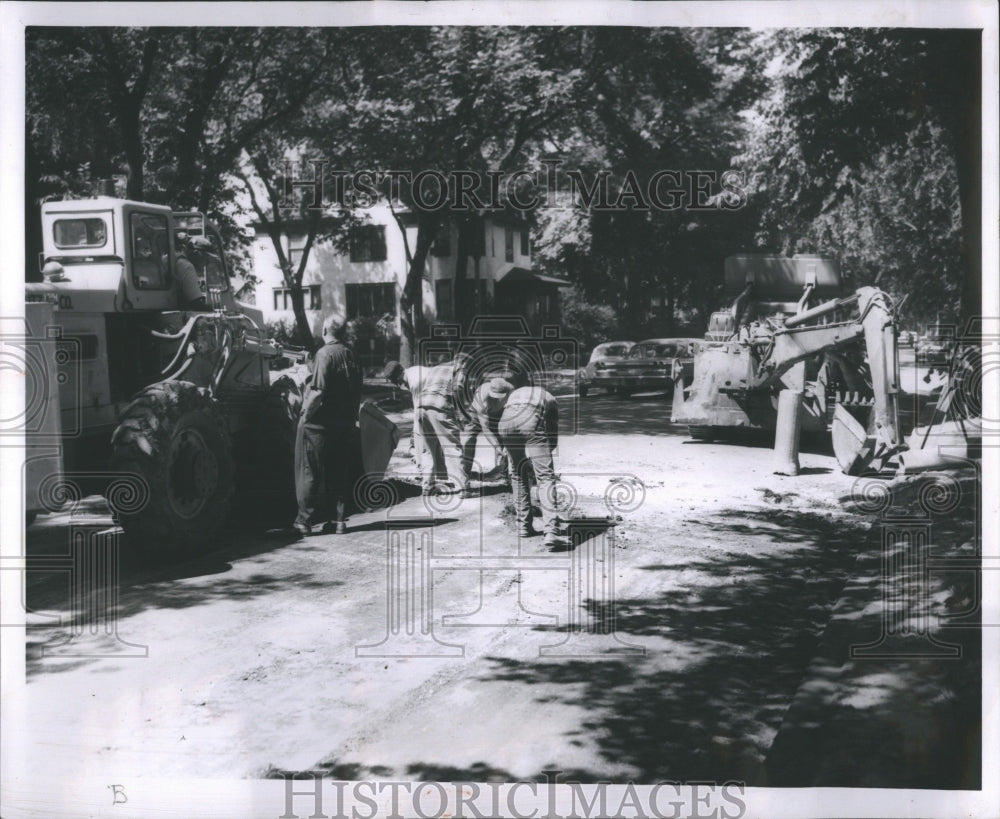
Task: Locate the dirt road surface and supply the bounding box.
[15,369,981,794]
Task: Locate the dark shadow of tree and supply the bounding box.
[474,494,979,788]
[764,472,982,789]
[472,508,863,783]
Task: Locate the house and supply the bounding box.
[251,202,567,365]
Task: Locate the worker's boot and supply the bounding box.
[543,519,570,550]
[543,531,571,550]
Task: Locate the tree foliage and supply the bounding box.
[736,28,978,326]
[25,25,979,344]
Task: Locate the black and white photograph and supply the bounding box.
[1,2,997,817]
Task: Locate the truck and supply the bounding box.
[671,254,906,475]
[24,198,304,551]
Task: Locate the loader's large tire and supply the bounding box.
[248,375,302,523]
[110,381,234,553]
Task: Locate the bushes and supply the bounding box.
[264,318,300,348]
[559,286,620,354]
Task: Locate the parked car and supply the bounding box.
[600,338,697,397]
[915,324,953,365]
[916,335,951,366]
[578,341,636,397]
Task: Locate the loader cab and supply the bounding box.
[40,199,177,312]
[172,211,238,312]
[38,199,239,313]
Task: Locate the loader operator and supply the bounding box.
[174,235,210,310]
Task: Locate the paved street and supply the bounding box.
[13,359,978,797]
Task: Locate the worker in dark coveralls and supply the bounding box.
[498,383,569,547]
[294,317,362,536]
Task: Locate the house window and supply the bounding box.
[435,279,452,320]
[345,282,396,319]
[273,285,322,311]
[504,227,514,263]
[349,225,387,262]
[520,228,529,257]
[431,226,451,257]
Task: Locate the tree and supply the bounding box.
[737,28,979,325]
[309,26,604,364]
[25,28,346,287]
[559,286,619,352]
[533,28,761,332]
[241,155,326,352]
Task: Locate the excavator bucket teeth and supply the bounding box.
[832,404,874,475]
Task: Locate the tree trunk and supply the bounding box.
[453,220,471,329]
[625,269,643,329]
[289,211,322,352]
[288,285,314,349]
[121,102,145,200]
[399,221,434,366]
[953,43,982,327]
[665,271,675,335]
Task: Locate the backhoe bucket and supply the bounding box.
[831,404,873,475]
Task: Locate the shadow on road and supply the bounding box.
[571,392,687,437]
[468,506,926,785]
[467,480,981,788]
[763,473,982,789]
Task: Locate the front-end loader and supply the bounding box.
[25,198,306,551]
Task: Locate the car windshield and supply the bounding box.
[594,344,631,359]
[630,343,682,358]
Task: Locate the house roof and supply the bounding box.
[495,264,570,287]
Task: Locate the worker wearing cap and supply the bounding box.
[498,384,568,546]
[384,360,467,495]
[294,317,362,536]
[175,235,209,310]
[461,374,516,486]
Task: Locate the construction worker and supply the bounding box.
[383,359,467,496]
[498,383,569,548]
[175,235,209,310]
[294,317,362,536]
[461,373,517,485]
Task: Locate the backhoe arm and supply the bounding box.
[752,287,905,472]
